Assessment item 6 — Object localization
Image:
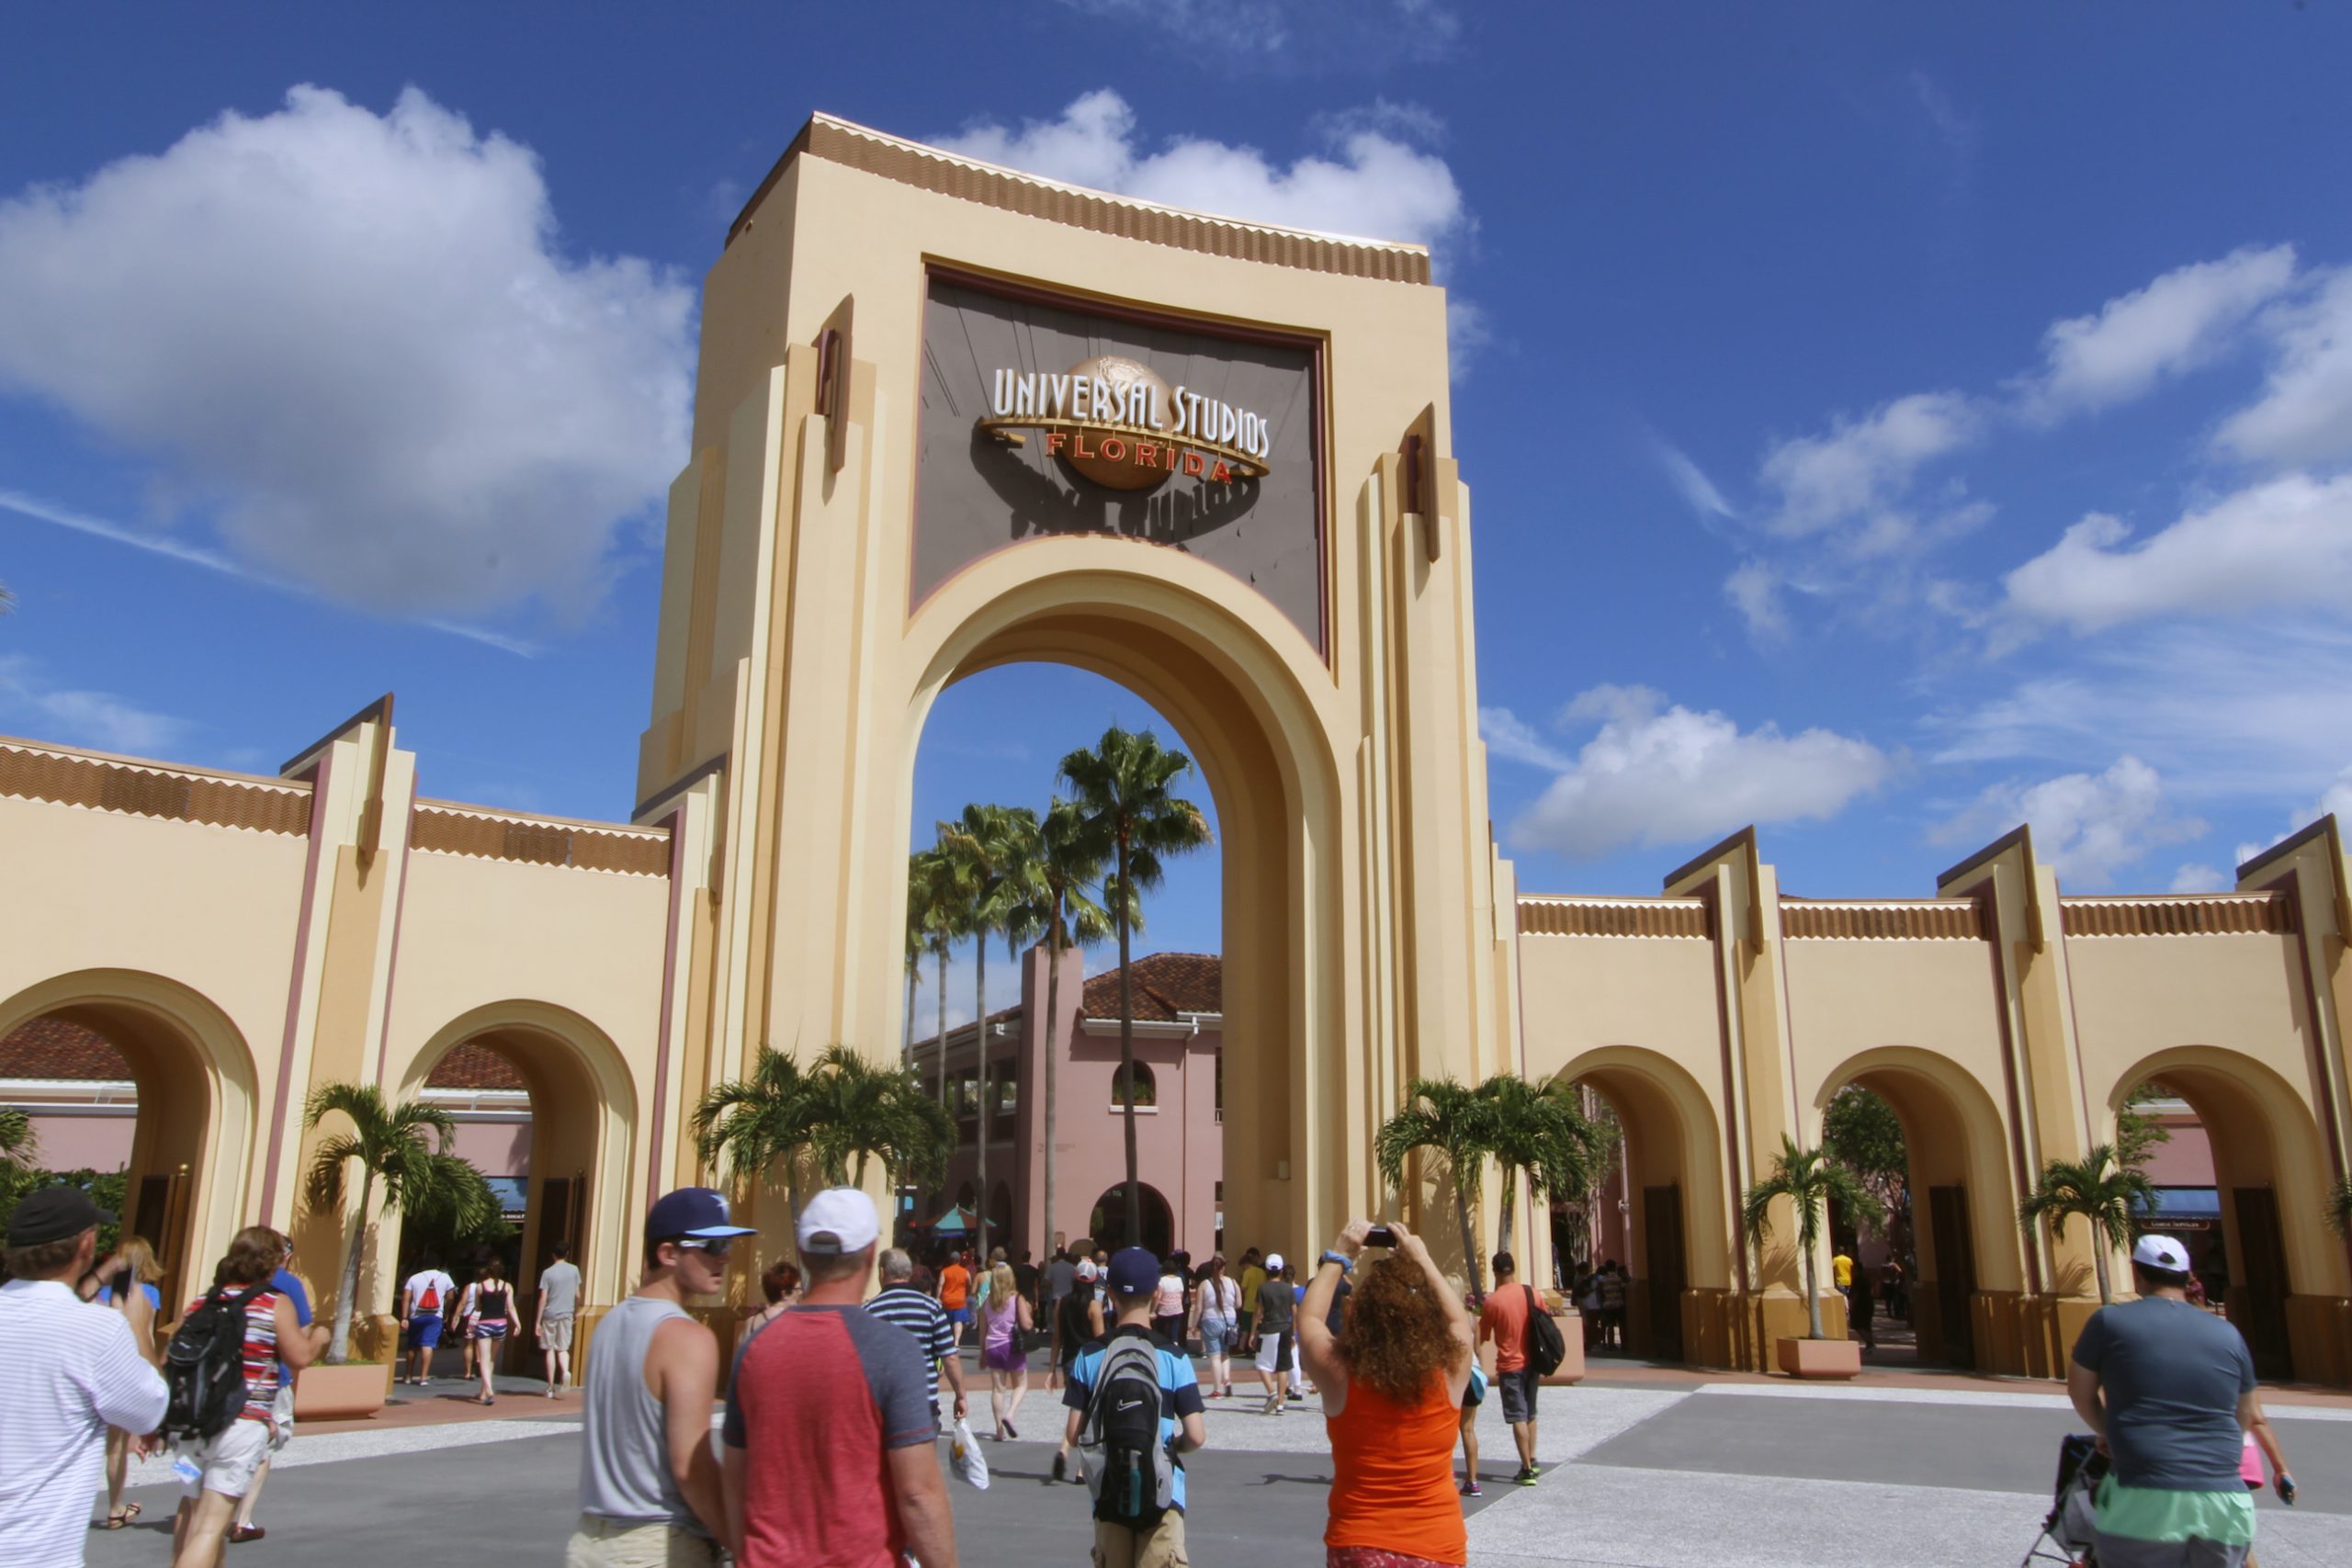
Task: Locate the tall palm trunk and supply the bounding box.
[2091,1240,2112,1305]
[1803,1234,1825,1339]
[1117,827,1140,1242]
[1498,1166,1518,1258]
[903,964,916,1069]
[1043,922,1065,1258]
[330,1166,375,1363]
[975,937,989,1259]
[935,940,949,1107]
[1453,1174,1480,1303]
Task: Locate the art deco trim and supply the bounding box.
[410,806,670,878]
[1517,897,1709,939]
[738,114,1433,286]
[2059,895,2295,938]
[0,742,311,836]
[1780,899,1984,941]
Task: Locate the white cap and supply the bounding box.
[2132,1235,2190,1274]
[796,1188,880,1256]
[1265,1252,1285,1272]
[1076,1259,1099,1280]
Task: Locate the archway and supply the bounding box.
[1089,1181,1174,1258]
[0,969,259,1317]
[387,1002,638,1377]
[902,547,1350,1271]
[1815,1047,2022,1372]
[2108,1048,2344,1382]
[1555,1046,1730,1367]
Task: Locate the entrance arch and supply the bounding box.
[1090,1181,1174,1258]
[1556,1045,1729,1366]
[1815,1045,2023,1371]
[2107,1047,2345,1382]
[0,968,259,1316]
[903,544,1349,1266]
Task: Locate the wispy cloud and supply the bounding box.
[1652,438,1736,528]
[0,654,188,754]
[2,487,538,656]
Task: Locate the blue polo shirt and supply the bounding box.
[1060,1325,1203,1515]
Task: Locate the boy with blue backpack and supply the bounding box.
[1062,1247,1207,1568]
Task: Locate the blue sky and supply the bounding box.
[5,6,2351,1035]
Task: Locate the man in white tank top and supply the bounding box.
[570,1188,752,1568]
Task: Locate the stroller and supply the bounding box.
[2020,1434,2109,1567]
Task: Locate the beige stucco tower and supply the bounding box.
[631,114,1519,1262]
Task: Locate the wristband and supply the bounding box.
[1319,1250,1353,1275]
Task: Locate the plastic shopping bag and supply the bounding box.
[949,1416,991,1490]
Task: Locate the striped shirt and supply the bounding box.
[0,1278,171,1567]
[184,1285,282,1422]
[863,1285,956,1407]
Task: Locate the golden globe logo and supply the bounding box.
[982,355,1271,492]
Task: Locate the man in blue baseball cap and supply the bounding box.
[1062,1247,1206,1568]
[570,1188,752,1568]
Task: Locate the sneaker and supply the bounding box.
[1462,1480,1484,1497]
[1515,1466,1541,1487]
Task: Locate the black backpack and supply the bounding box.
[1522,1284,1566,1377]
[164,1283,266,1440]
[1077,1337,1175,1523]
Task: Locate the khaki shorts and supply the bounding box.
[541,1314,576,1351]
[564,1517,717,1568]
[1092,1511,1188,1568]
[180,1419,271,1499]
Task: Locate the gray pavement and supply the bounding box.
[81,1377,2352,1566]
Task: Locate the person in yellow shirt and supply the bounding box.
[1832,1248,1855,1303]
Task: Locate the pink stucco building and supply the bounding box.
[908,948,1225,1264]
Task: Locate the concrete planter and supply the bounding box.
[293,1360,391,1420]
[1774,1336,1861,1380]
[1542,1310,1587,1384]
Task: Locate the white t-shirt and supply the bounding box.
[405,1269,456,1315]
[0,1280,170,1566]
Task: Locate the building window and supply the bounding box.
[1112,1062,1157,1107]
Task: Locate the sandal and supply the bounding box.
[228,1525,266,1543]
[101,1504,142,1529]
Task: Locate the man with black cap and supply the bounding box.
[571,1187,752,1568]
[2069,1234,2263,1568]
[0,1184,170,1566]
[722,1187,957,1568]
[1061,1247,1207,1568]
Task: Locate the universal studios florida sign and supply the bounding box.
[980,355,1272,492]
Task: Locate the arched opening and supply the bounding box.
[1555,1047,1729,1367]
[387,1004,637,1382]
[1090,1181,1174,1258]
[0,970,259,1320]
[2109,1048,2344,1382]
[1815,1048,2021,1372]
[899,550,1345,1280]
[1112,1063,1158,1107]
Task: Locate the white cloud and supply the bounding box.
[1496,686,1891,860]
[0,85,695,620]
[1444,299,1495,380]
[2021,244,2296,419]
[1053,1,1463,67]
[1997,472,2352,639]
[1477,705,1571,772]
[0,655,187,755]
[1930,757,2204,889]
[937,88,1470,259]
[1723,561,1788,640]
[1758,391,1981,537]
[2168,863,2227,895]
[2217,266,2352,467]
[2317,764,2352,824]
[1654,439,1736,523]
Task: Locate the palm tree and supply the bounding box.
[1479,1074,1603,1258]
[2330,1176,2352,1241]
[936,803,1043,1259]
[908,843,966,1107]
[1375,1077,1493,1300]
[693,1047,815,1219]
[1741,1134,1876,1340]
[302,1081,503,1363]
[0,1106,37,1174]
[798,1044,958,1191]
[2018,1143,2157,1304]
[1059,726,1212,1241]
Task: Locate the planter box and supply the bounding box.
[1541,1311,1587,1384]
[294,1361,391,1421]
[1774,1337,1861,1380]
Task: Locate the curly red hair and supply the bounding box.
[1337,1254,1461,1403]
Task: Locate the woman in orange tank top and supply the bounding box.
[1299,1220,1476,1568]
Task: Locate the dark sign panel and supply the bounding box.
[914,276,1324,651]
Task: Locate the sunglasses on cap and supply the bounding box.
[672,1236,735,1258]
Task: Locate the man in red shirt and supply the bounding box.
[1476,1251,1542,1486]
[722,1190,958,1568]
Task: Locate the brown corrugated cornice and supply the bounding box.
[1779,899,1984,940]
[0,739,311,836]
[728,114,1433,285]
[2058,894,2296,937]
[1517,897,1709,939]
[411,803,670,878]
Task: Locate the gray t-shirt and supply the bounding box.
[1046,1258,1077,1302]
[2072,1296,2256,1491]
[1257,1277,1294,1330]
[538,1260,582,1318]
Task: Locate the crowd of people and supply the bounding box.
[0,1178,2304,1568]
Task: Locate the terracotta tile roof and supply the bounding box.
[1081,953,1221,1022]
[425,1042,525,1091]
[0,1017,130,1080]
